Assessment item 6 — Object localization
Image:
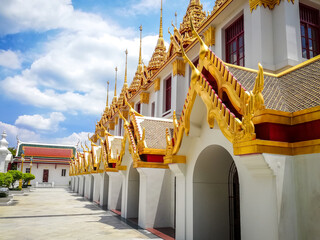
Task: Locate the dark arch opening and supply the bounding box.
[229,162,241,240]
[193,145,241,240]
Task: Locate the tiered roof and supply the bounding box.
[15,142,76,165]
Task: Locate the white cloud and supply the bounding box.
[118,0,162,16]
[15,112,65,131]
[0,50,21,69]
[0,121,93,149]
[0,121,41,148]
[54,132,93,147]
[0,0,165,116]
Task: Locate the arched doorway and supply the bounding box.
[89,175,94,201]
[82,176,85,197]
[193,145,240,240]
[127,164,139,224]
[229,162,241,240]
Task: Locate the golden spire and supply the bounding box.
[124,49,128,85]
[175,12,177,27]
[106,80,109,106]
[114,67,117,97]
[139,25,142,65]
[159,0,163,38]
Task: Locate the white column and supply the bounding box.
[93,174,101,203]
[137,168,173,229]
[120,170,128,218]
[171,73,186,115]
[169,163,186,240]
[74,176,79,193]
[99,173,109,208]
[239,154,279,240]
[107,172,122,210]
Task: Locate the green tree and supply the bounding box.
[7,170,23,188]
[8,147,16,156]
[0,173,13,188]
[22,173,35,187]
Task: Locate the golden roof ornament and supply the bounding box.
[118,49,129,107]
[114,66,118,97]
[147,0,167,77]
[212,0,225,12]
[139,25,143,66]
[179,0,206,46]
[106,80,109,107]
[124,49,128,85]
[129,25,145,93]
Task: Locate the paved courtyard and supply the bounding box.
[0,188,160,240]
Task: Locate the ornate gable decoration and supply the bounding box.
[250,0,294,12]
[179,0,207,47]
[165,18,266,162]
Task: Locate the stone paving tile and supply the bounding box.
[0,188,161,240]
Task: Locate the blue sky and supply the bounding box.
[0,0,215,147]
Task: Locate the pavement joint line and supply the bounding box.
[0,212,106,219]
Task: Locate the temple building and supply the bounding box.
[70,0,320,239]
[14,142,75,187]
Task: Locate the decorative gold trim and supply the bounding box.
[122,110,129,119]
[225,55,320,78]
[253,106,320,125]
[140,92,150,104]
[250,0,294,12]
[114,117,119,125]
[233,139,320,155]
[172,58,186,76]
[133,161,169,169]
[117,166,127,171]
[165,19,266,159]
[154,78,160,92]
[139,148,166,155]
[109,122,115,130]
[203,26,215,46]
[163,155,186,164]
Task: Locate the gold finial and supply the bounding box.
[106,80,109,106]
[159,0,163,38]
[114,67,118,97]
[124,49,128,84]
[175,12,177,27]
[139,25,142,65]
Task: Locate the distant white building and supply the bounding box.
[0,131,12,173]
[14,142,76,187]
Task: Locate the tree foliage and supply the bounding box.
[0,173,13,188]
[8,147,16,156]
[7,170,22,188]
[22,173,35,187]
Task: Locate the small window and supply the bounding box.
[61,169,66,177]
[26,168,30,173]
[226,15,244,66]
[135,102,141,114]
[300,4,319,59]
[164,77,172,113]
[151,102,156,117]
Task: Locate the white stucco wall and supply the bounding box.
[138,168,175,229]
[20,163,70,186]
[92,174,101,203]
[107,172,122,211]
